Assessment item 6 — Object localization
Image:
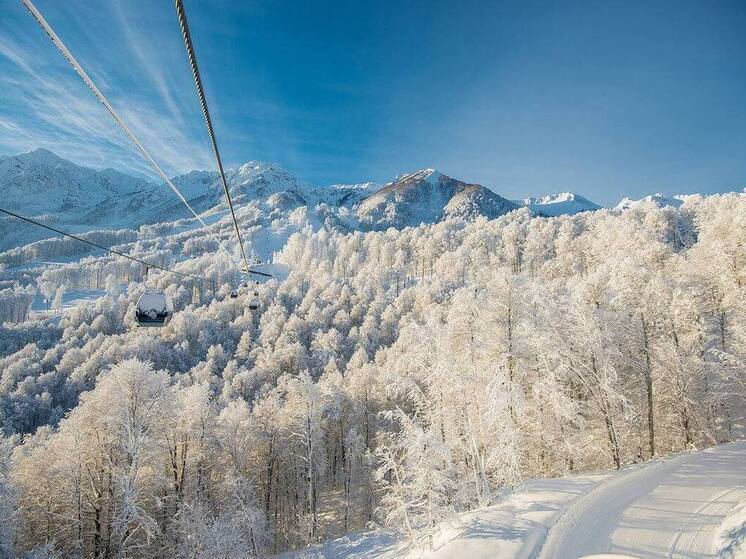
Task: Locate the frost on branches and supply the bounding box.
[0,193,744,556]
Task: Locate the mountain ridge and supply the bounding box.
[614,192,685,210]
[519,191,601,217]
[3,148,731,253]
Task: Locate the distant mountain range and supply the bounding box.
[519,192,601,217]
[613,193,686,211]
[0,148,730,252]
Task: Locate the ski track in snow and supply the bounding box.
[537,441,746,559]
[284,443,746,559]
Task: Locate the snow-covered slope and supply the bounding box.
[0,149,170,250]
[317,182,381,208]
[281,442,746,559]
[0,148,156,215]
[538,442,746,558]
[521,192,601,216]
[158,164,314,217]
[357,169,519,229]
[614,192,686,210]
[229,161,311,202]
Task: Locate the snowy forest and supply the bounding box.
[0,193,745,558]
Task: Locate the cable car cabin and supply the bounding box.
[135,291,174,327]
[230,290,238,299]
[249,291,261,310]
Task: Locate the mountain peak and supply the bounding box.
[232,160,297,179]
[358,169,517,229]
[525,192,591,204]
[16,147,65,166]
[397,168,444,185]
[415,167,441,178]
[30,147,56,155]
[225,160,311,201]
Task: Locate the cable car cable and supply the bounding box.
[174,0,252,276]
[0,207,207,282]
[20,0,225,249]
[19,0,272,281]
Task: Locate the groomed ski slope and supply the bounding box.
[284,442,746,558]
[538,441,746,558]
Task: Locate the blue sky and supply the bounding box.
[1,0,745,205]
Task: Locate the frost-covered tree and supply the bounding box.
[1,191,744,553]
[375,409,454,544]
[0,432,16,557]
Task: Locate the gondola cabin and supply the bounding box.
[249,291,261,310]
[135,291,174,327]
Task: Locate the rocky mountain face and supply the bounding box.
[356,169,519,229]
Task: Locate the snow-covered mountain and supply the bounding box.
[357,169,519,229]
[316,181,380,208]
[0,152,524,251]
[0,152,317,251]
[0,149,174,250]
[520,192,601,216]
[228,162,309,201]
[614,192,685,210]
[15,149,733,254]
[0,148,155,215]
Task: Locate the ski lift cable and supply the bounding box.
[0,207,208,282]
[20,0,272,281]
[21,0,271,280]
[20,0,225,248]
[0,206,273,280]
[173,0,251,276]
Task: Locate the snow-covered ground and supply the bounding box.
[29,288,107,319]
[539,442,746,558]
[283,442,746,559]
[719,498,746,558]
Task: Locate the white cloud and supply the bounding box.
[0,9,213,179]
